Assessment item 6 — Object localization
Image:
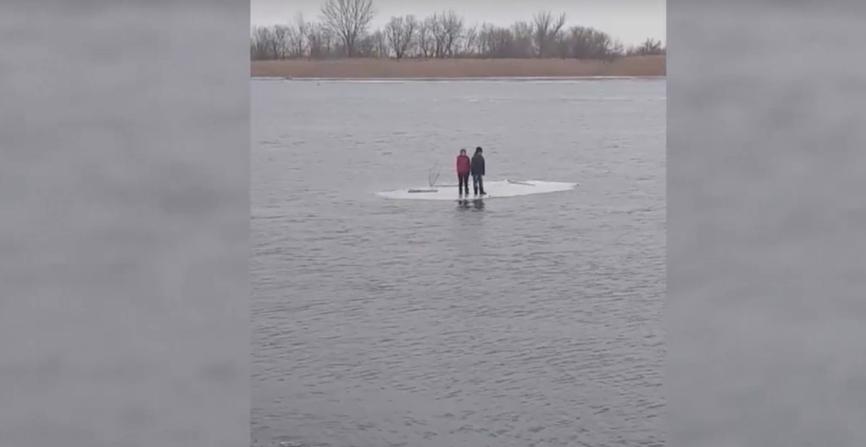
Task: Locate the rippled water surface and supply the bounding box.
[252,79,666,447]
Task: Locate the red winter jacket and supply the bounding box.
[456,154,471,175]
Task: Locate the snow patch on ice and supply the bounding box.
[376,179,576,200]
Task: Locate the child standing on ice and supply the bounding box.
[471,146,486,196]
[456,148,471,196]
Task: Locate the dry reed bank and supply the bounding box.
[251,55,665,78]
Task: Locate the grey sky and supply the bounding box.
[251,0,665,47]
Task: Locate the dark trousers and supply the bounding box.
[472,175,484,194]
[458,174,469,195]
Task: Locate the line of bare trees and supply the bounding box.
[251,0,665,61]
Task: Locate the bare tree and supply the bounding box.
[372,29,388,57]
[355,34,375,57]
[385,15,417,59]
[510,21,534,58]
[286,28,301,58]
[286,13,309,58]
[461,25,478,57]
[628,37,665,55]
[567,26,620,60]
[251,26,276,60]
[426,11,464,58]
[307,22,335,58]
[532,11,566,57]
[610,39,625,59]
[320,0,376,57]
[417,17,435,58]
[439,11,464,57]
[272,25,289,58]
[477,23,495,57]
[428,15,445,57]
[479,23,513,58]
[553,28,570,58]
[252,6,652,62]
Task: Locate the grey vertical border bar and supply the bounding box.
[0,1,249,446]
[668,1,866,446]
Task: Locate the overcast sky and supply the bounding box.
[251,0,665,47]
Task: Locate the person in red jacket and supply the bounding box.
[456,148,471,196]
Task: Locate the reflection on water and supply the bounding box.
[456,198,485,210]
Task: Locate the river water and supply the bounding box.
[251,78,666,447]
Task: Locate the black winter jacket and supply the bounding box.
[470,154,485,176]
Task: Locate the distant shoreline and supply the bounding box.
[250,55,665,78]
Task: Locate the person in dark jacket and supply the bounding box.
[470,146,486,195]
[455,148,471,196]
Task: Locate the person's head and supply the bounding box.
[475,146,483,154]
[459,148,466,155]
